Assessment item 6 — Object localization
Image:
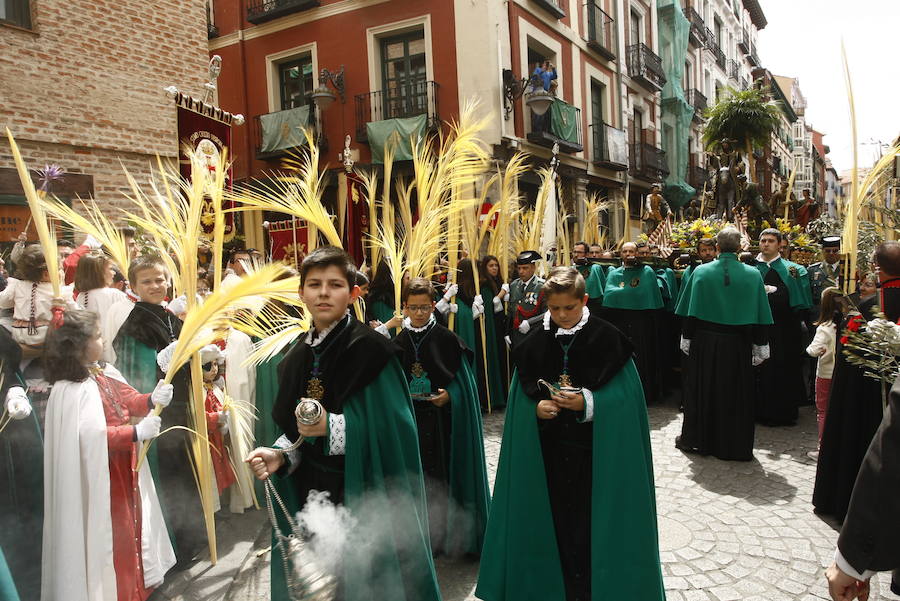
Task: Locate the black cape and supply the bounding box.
[814,297,884,521]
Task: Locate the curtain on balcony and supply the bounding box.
[367,114,427,164]
[259,105,311,154]
[550,100,579,143]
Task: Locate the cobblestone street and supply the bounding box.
[151,403,899,601]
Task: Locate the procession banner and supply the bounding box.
[268,218,309,269]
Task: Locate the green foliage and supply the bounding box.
[702,86,782,153]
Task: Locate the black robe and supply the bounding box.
[271,315,397,508]
[513,316,634,601]
[679,318,768,461]
[755,269,806,426]
[813,297,883,521]
[600,307,662,405]
[112,302,203,562]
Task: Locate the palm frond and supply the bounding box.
[45,197,133,276]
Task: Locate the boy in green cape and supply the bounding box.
[391,277,490,557]
[246,247,441,601]
[477,267,665,601]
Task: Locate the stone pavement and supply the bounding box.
[151,403,899,600]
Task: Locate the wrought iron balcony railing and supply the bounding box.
[527,99,583,154]
[708,38,726,70]
[747,43,760,67]
[585,2,616,61]
[591,123,628,171]
[354,80,440,143]
[684,6,706,47]
[738,29,750,53]
[727,59,740,81]
[629,142,669,181]
[247,0,320,25]
[686,88,707,122]
[532,0,565,19]
[627,43,666,92]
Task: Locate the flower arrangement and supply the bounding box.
[670,218,731,249]
[841,311,900,403]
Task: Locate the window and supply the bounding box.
[380,29,427,119]
[684,62,692,90]
[714,17,723,47]
[630,9,642,46]
[1,0,31,29]
[278,57,314,111]
[631,109,643,146]
[590,80,605,159]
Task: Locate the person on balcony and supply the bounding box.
[530,61,557,134]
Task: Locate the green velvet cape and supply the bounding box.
[675,253,774,326]
[269,361,441,601]
[475,360,665,601]
[602,265,664,310]
[755,257,812,311]
[657,267,679,312]
[584,264,606,300]
[453,300,506,410]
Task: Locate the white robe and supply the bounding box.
[77,287,130,363]
[225,329,258,514]
[41,365,175,601]
[102,298,135,366]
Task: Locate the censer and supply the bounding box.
[263,398,338,601]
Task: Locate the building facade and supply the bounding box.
[751,68,795,211]
[0,0,211,239]
[208,0,672,245]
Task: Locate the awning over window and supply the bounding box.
[366,114,427,163]
[258,106,311,154]
[550,99,579,144]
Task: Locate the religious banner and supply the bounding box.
[340,172,368,268]
[173,91,236,242]
[268,218,309,269]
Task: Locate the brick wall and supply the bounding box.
[0,0,209,209]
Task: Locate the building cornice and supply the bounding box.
[741,0,767,30]
[208,0,390,51]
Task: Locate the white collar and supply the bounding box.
[543,305,590,336]
[756,253,781,266]
[403,314,435,333]
[306,311,350,347]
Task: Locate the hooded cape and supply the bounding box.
[755,257,812,311]
[602,265,664,310]
[676,253,774,326]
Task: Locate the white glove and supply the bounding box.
[150,380,173,408]
[680,336,691,356]
[449,303,458,314]
[471,294,485,319]
[504,335,512,347]
[200,344,223,365]
[751,343,770,366]
[493,295,504,313]
[764,285,778,295]
[217,410,230,434]
[442,283,458,301]
[156,340,178,374]
[167,295,188,316]
[134,415,162,441]
[501,283,510,294]
[83,234,103,250]
[5,387,31,420]
[518,319,531,334]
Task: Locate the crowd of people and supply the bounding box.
[0,219,898,601]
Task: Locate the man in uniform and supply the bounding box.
[808,236,843,312]
[507,250,546,345]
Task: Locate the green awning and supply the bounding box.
[550,99,579,143]
[367,114,427,163]
[259,106,311,154]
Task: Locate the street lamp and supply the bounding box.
[311,65,346,112]
[525,89,554,116]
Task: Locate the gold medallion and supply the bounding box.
[306,377,325,400]
[789,266,799,279]
[630,277,641,288]
[559,374,573,388]
[411,362,425,379]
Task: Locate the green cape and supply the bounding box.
[371,300,397,338]
[453,300,506,410]
[584,263,606,299]
[270,361,441,601]
[253,343,286,499]
[755,257,812,311]
[443,357,491,556]
[602,265,664,310]
[476,361,665,601]
[657,267,679,312]
[675,253,774,326]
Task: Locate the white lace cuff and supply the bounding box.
[374,323,391,339]
[751,343,770,366]
[680,336,691,355]
[578,388,594,423]
[435,298,451,315]
[326,413,346,456]
[274,434,301,475]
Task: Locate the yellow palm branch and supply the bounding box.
[45,197,133,276]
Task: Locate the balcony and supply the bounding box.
[207,22,219,38]
[253,105,327,160]
[708,38,726,70]
[747,43,760,67]
[585,2,616,61]
[591,123,628,171]
[684,6,706,47]
[629,143,669,181]
[355,80,440,144]
[688,165,708,190]
[527,99,583,154]
[627,43,666,92]
[531,0,565,19]
[727,59,740,81]
[686,88,707,122]
[246,0,320,24]
[740,77,750,90]
[738,29,750,54]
